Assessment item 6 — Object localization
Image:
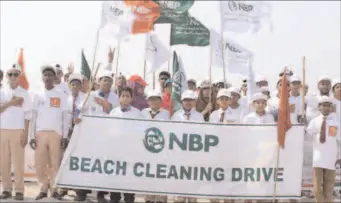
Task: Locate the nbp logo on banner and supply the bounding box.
[143,127,219,153]
[143,127,165,153]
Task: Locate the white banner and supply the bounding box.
[56,116,304,199]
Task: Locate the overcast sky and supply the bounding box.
[1,1,340,92]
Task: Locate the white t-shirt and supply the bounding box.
[141,108,170,120]
[55,82,70,95]
[0,86,32,129]
[330,96,341,122]
[80,90,119,116]
[306,114,340,170]
[242,112,275,124]
[172,108,204,122]
[67,92,85,128]
[109,106,142,118]
[209,106,245,123]
[32,87,68,136]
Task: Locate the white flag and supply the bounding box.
[224,38,253,76]
[145,33,171,74]
[220,1,272,33]
[210,29,224,69]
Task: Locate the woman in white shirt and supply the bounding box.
[306,96,341,203]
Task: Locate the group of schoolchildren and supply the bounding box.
[0,60,340,203]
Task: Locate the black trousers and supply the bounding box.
[97,191,135,203]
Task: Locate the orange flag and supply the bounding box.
[277,68,292,148]
[18,48,29,90]
[124,0,160,34]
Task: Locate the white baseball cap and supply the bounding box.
[7,64,22,73]
[41,64,56,75]
[181,90,196,101]
[54,64,63,72]
[318,96,333,105]
[317,76,331,83]
[259,86,270,93]
[332,79,340,90]
[255,75,268,83]
[290,75,301,83]
[227,87,240,95]
[216,88,231,99]
[68,73,83,84]
[98,70,114,80]
[147,90,162,100]
[252,92,268,102]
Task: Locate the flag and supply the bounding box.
[153,0,210,47]
[277,69,292,148]
[210,31,253,76]
[101,1,160,38]
[81,50,91,81]
[145,33,171,74]
[220,1,272,33]
[17,48,29,90]
[172,51,188,113]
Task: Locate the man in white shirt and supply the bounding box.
[306,96,341,203]
[109,86,140,203]
[209,89,232,123]
[306,76,332,123]
[81,70,118,116]
[172,90,203,203]
[289,76,305,124]
[0,64,32,200]
[142,90,169,203]
[54,64,70,95]
[58,73,85,199]
[243,93,275,124]
[29,65,69,200]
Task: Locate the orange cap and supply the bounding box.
[128,74,148,87]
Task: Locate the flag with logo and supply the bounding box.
[153,0,210,47]
[101,1,161,39]
[277,68,292,149]
[145,33,171,74]
[210,31,253,76]
[172,51,188,113]
[17,48,29,90]
[220,1,272,33]
[81,50,91,81]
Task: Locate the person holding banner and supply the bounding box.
[196,80,216,122]
[57,73,85,199]
[305,96,341,203]
[172,90,204,203]
[29,65,69,200]
[142,90,169,203]
[108,86,141,203]
[0,64,32,201]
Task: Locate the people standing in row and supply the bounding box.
[29,65,69,200]
[0,65,32,200]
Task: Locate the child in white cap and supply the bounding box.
[172,90,203,203]
[243,93,275,124]
[306,96,341,202]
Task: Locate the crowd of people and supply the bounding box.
[0,56,340,203]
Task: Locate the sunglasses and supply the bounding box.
[7,72,19,77]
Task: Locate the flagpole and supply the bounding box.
[208,33,213,105]
[80,63,101,113]
[152,72,156,90]
[114,41,121,90]
[301,56,306,118]
[219,2,227,84]
[143,60,147,80]
[90,28,100,83]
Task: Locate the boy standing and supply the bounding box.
[142,90,169,203]
[306,96,341,203]
[109,87,141,203]
[243,93,275,124]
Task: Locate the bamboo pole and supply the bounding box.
[301,56,306,118]
[114,41,121,90]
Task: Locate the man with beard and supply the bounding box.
[306,76,332,123]
[196,80,216,121]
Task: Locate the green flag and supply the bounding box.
[172,51,188,112]
[81,50,91,80]
[154,0,209,47]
